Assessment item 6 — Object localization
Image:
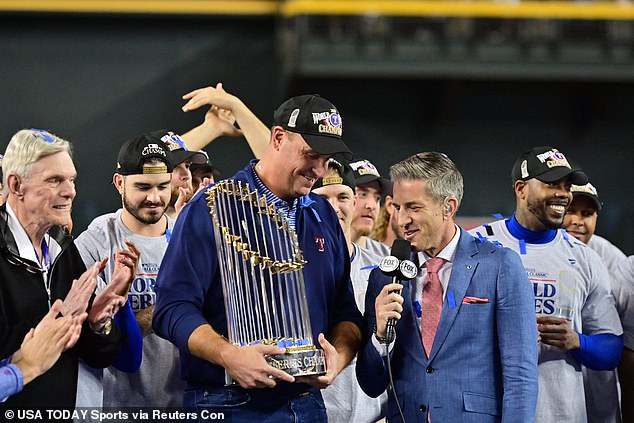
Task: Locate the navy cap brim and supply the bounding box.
[302,133,353,161]
[171,150,208,166]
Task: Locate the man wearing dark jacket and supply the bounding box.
[0,129,132,412]
[153,95,363,422]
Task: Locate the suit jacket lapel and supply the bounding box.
[428,231,479,362]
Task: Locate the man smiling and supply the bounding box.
[75,131,185,411]
[0,129,128,414]
[154,95,363,422]
[469,146,623,423]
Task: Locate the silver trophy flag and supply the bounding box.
[206,180,326,378]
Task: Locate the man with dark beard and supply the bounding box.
[74,131,187,412]
[469,146,623,423]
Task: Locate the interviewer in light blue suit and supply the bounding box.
[356,152,538,423]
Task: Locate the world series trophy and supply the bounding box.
[206,180,326,381]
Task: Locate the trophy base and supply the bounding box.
[266,346,326,377]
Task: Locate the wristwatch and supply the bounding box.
[95,318,113,336]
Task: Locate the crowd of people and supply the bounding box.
[0,82,631,423]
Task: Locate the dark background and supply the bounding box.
[1,14,632,254]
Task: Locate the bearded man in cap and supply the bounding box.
[153,95,363,422]
[75,131,187,411]
[469,146,623,423]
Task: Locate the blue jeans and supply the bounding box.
[183,385,327,423]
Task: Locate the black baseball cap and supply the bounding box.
[116,130,174,175]
[511,146,588,185]
[273,94,353,160]
[571,182,602,212]
[348,158,392,195]
[159,131,208,166]
[312,158,356,191]
[189,150,221,179]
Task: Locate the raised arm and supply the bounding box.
[180,82,270,158]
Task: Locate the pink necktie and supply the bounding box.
[422,257,445,357]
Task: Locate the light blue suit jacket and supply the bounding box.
[356,230,538,423]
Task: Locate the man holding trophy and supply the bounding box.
[153,95,363,422]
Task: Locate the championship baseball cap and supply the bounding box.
[273,94,353,160]
[189,150,221,179]
[348,158,392,195]
[312,158,356,191]
[511,146,588,185]
[571,182,602,212]
[159,131,208,166]
[116,130,175,175]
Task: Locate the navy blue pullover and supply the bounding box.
[153,161,363,395]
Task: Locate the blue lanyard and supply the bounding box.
[34,237,51,272]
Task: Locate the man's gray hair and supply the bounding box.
[2,129,72,194]
[389,152,464,207]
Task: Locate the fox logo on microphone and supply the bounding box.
[399,260,418,280]
[379,256,400,274]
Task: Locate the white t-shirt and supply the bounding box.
[469,220,622,423]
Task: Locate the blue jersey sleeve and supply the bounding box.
[571,333,623,370]
[111,301,143,372]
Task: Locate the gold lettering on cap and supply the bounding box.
[322,176,343,186]
[142,165,169,174]
[318,124,342,136]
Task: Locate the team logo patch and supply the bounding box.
[141,143,166,157]
[571,183,598,196]
[315,237,325,252]
[536,149,571,169]
[161,132,188,151]
[349,159,381,177]
[312,109,342,136]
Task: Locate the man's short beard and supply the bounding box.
[527,200,563,230]
[123,193,166,225]
[169,184,194,208]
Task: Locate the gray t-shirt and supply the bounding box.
[74,209,184,410]
[322,244,387,423]
[584,234,629,423]
[469,220,622,423]
[614,255,634,349]
[364,237,390,258]
[588,234,627,277]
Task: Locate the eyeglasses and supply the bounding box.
[0,208,45,274]
[30,128,55,143]
[1,246,44,274]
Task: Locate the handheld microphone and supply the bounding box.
[379,239,418,343]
